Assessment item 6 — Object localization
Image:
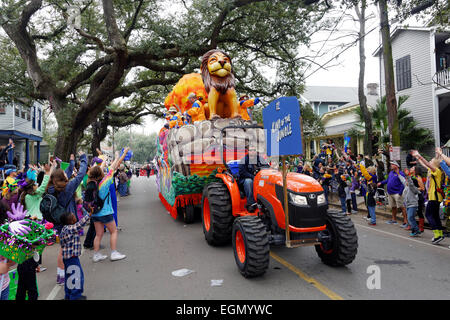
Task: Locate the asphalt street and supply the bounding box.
[34,175,450,300]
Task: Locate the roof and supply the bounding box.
[320,93,380,122]
[301,86,358,103]
[337,94,380,110]
[372,26,450,57]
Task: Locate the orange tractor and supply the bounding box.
[201,125,358,277]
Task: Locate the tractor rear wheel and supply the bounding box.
[201,182,234,246]
[183,205,196,224]
[315,209,358,266]
[176,205,195,224]
[232,216,270,278]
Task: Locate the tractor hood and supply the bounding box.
[257,169,324,194]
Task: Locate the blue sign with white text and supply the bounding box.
[262,96,302,157]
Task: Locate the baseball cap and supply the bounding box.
[390,161,400,167]
[6,169,17,175]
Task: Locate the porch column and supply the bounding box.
[25,139,29,169]
[7,142,13,164]
[305,139,311,160]
[37,141,41,163]
[314,139,320,156]
[29,141,35,164]
[357,136,364,155]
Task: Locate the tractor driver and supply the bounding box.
[238,145,269,212]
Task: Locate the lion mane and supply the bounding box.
[201,49,235,94]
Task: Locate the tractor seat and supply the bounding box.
[227,160,246,199]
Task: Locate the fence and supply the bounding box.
[436,68,450,88]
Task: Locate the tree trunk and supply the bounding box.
[356,0,373,156]
[54,125,82,159]
[90,112,110,156]
[379,0,400,148]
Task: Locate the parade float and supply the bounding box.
[156,49,265,223]
[155,49,357,278]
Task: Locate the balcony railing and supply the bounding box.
[435,68,450,88]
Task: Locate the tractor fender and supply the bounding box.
[256,194,283,234]
[215,173,242,216]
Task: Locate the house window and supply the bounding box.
[38,109,42,131]
[0,103,6,114]
[328,105,339,112]
[32,106,36,129]
[396,55,411,91]
[15,105,20,117]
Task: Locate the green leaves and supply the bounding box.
[113,129,158,163]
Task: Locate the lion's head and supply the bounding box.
[201,49,235,94]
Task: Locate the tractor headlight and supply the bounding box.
[317,193,326,205]
[289,193,308,206]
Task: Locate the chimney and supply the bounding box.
[366,83,379,96]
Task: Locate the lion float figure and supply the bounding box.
[164,49,240,120]
[201,49,240,119]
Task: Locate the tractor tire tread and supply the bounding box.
[233,216,270,278]
[316,210,358,267]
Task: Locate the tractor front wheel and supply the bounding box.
[315,209,358,266]
[201,182,234,246]
[232,216,270,278]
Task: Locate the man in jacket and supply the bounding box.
[378,161,407,225]
[238,145,269,212]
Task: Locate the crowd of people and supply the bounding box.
[0,144,131,300]
[289,139,450,243]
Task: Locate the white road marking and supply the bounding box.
[46,284,62,300]
[354,222,450,252]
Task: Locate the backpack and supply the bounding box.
[40,193,70,224]
[83,180,108,215]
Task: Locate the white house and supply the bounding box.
[373,26,450,155]
[304,86,380,159]
[300,86,359,117]
[0,100,44,168]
